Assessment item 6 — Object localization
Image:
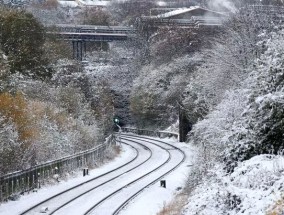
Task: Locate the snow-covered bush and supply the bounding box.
[185,155,284,215]
[0,69,104,174]
[0,115,22,175]
[185,88,249,196]
[130,54,202,128]
[184,26,284,215]
[181,9,272,124]
[224,30,284,171]
[29,100,100,163]
[0,92,36,174]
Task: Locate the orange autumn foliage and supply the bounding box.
[0,92,37,144]
[29,100,72,131]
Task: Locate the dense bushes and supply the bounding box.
[224,32,284,171]
[184,17,284,215]
[0,11,109,174]
[186,28,284,174]
[0,9,51,80]
[0,92,36,174]
[0,4,119,176]
[0,81,102,175]
[130,54,202,128]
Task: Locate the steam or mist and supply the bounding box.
[208,0,237,12]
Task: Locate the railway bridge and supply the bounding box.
[47,24,136,61]
[47,8,225,62]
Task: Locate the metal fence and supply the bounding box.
[121,127,179,139]
[0,134,116,202]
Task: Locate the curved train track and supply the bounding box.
[20,140,151,215]
[83,136,172,215]
[83,134,186,215]
[49,139,152,215]
[19,133,186,215]
[112,134,186,215]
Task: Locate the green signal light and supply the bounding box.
[114,118,119,124]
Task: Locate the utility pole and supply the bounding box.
[114,117,122,146]
[116,124,122,146]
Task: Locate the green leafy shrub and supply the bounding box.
[0,8,51,80]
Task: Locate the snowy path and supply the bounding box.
[0,134,195,215]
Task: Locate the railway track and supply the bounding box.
[83,136,172,215]
[83,134,186,215]
[113,134,186,215]
[19,133,186,215]
[20,140,151,215]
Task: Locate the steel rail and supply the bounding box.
[113,133,186,215]
[19,142,140,215]
[48,139,152,215]
[83,136,172,215]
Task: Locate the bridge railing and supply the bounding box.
[0,134,116,202]
[121,127,179,139]
[46,24,136,35]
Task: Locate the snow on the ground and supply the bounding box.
[0,136,196,215]
[0,144,135,215]
[120,137,197,215]
[184,154,284,215]
[52,137,169,215]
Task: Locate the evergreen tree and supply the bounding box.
[0,9,51,80]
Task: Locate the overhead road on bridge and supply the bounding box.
[47,24,136,35]
[50,32,128,42]
[46,24,135,61]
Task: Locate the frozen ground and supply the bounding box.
[0,135,195,215]
[120,137,196,215]
[184,155,284,215]
[0,144,136,215]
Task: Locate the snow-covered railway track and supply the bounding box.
[17,134,186,215]
[113,134,186,215]
[47,140,152,215]
[19,141,151,215]
[83,134,186,215]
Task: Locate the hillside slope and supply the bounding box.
[183,28,284,215]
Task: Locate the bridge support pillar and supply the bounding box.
[83,41,87,58]
[72,40,86,61]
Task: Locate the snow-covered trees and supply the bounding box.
[110,0,155,24]
[0,92,36,174]
[0,115,21,174]
[130,54,202,128]
[0,0,142,176]
[184,13,284,215]
[0,74,103,175]
[181,6,277,126]
[91,80,115,136]
[0,9,50,80]
[149,27,210,65]
[79,7,113,25]
[224,31,284,171]
[44,37,73,64]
